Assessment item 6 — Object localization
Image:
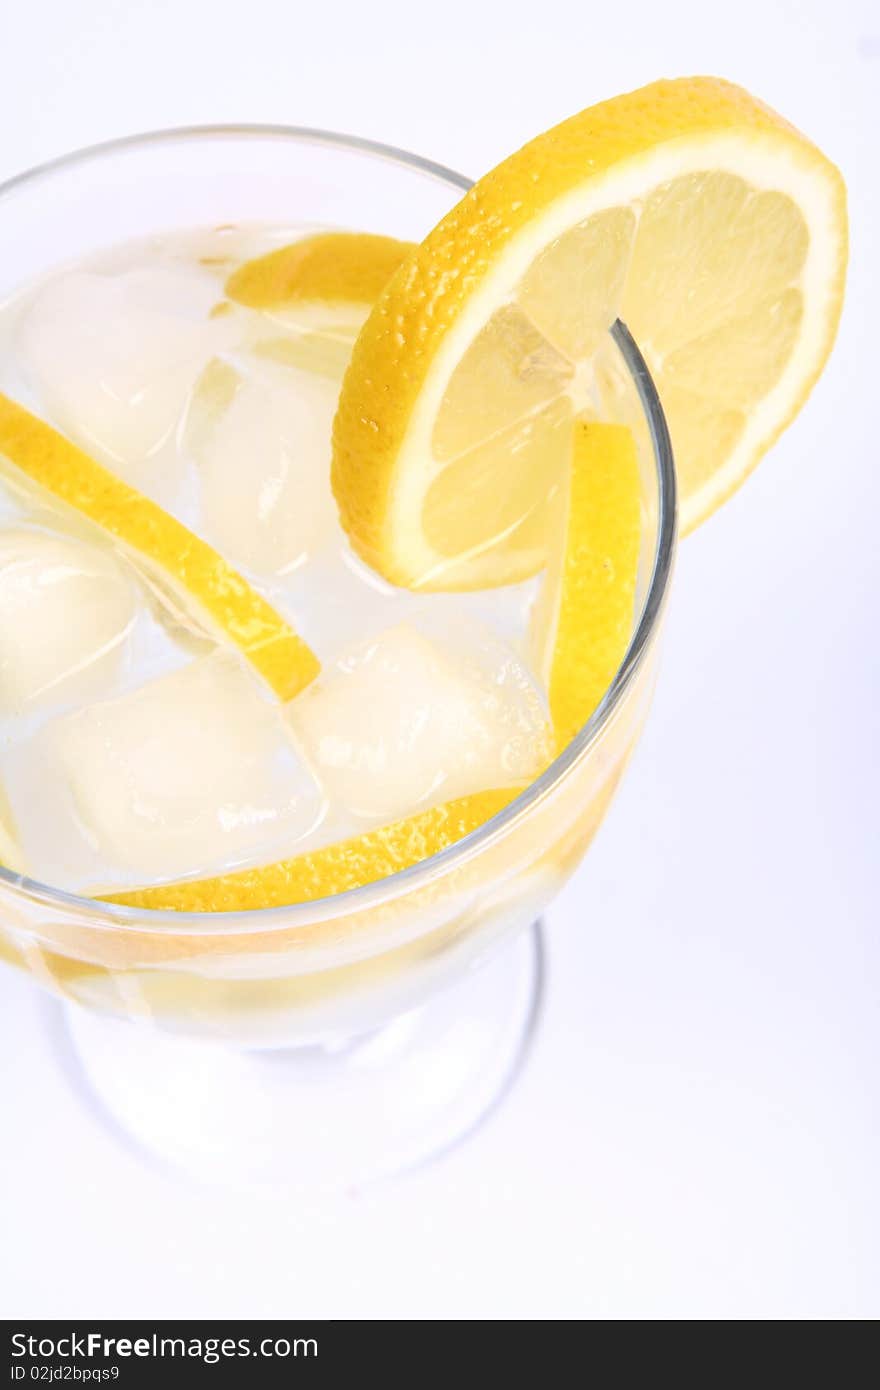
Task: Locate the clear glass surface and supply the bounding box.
[0,129,676,1187]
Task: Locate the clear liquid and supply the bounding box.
[0,225,551,895]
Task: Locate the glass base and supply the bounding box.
[56,923,544,1192]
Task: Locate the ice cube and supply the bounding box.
[0,527,136,712]
[289,622,551,823]
[51,652,324,882]
[185,357,340,577]
[250,329,356,384]
[260,301,370,339]
[18,268,231,483]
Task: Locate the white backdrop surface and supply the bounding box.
[0,0,876,1320]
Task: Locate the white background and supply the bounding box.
[0,0,877,1320]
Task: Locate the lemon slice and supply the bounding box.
[226,230,413,382]
[533,421,641,753]
[226,230,411,316]
[0,394,319,701]
[102,788,516,912]
[100,421,642,912]
[333,76,847,589]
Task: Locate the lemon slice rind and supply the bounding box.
[0,393,320,702]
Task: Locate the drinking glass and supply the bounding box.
[0,128,676,1189]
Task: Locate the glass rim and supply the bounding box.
[0,123,678,934]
